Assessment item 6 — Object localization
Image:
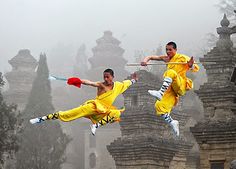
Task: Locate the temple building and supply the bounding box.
[3,49,37,111]
[191,14,236,169]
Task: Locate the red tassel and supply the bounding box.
[67,77,82,88]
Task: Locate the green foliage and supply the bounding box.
[0,72,18,165]
[16,54,70,169]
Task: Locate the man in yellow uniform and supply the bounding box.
[30,69,138,135]
[141,42,199,137]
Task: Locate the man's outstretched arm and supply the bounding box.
[67,77,101,88]
[81,79,101,87]
[141,55,169,66]
[120,72,139,93]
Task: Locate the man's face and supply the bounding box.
[103,72,114,85]
[166,45,177,58]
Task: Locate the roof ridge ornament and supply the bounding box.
[216,13,233,50]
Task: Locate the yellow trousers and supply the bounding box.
[155,69,186,115]
[57,102,96,122]
[47,100,123,124]
[95,110,122,125]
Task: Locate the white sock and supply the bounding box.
[161,113,173,124]
[159,77,172,96]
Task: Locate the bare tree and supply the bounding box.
[218,0,236,20]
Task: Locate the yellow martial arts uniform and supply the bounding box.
[155,53,199,115]
[47,80,132,123]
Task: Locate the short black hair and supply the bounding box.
[104,68,114,77]
[166,41,177,49]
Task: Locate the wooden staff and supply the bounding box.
[126,62,215,66]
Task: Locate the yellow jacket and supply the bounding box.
[167,53,199,90]
[86,80,132,123]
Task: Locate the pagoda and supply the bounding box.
[4,49,37,110]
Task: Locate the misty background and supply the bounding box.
[0,0,223,74]
[1,0,236,169]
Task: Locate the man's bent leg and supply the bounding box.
[164,69,186,96]
[148,76,172,100]
[149,69,186,100]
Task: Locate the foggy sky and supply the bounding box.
[0,0,223,73]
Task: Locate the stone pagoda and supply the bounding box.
[61,32,130,169]
[191,14,236,169]
[87,30,129,81]
[107,70,193,169]
[73,44,88,78]
[81,31,130,169]
[169,96,199,169]
[3,49,37,110]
